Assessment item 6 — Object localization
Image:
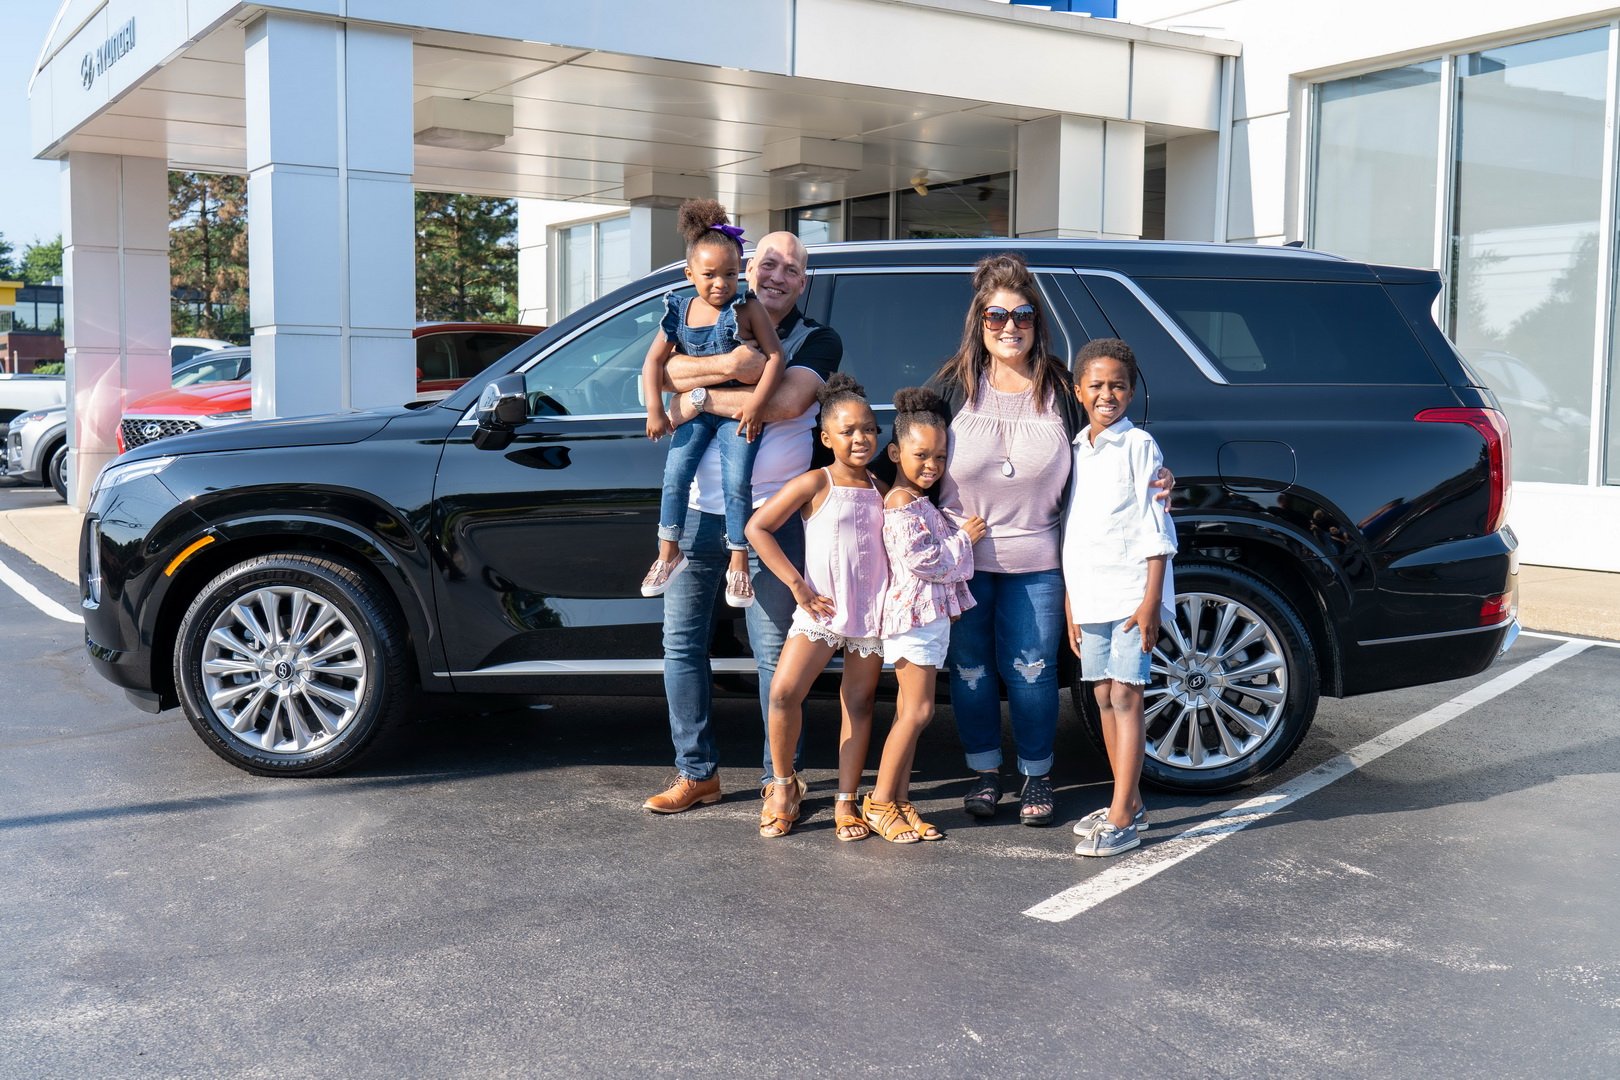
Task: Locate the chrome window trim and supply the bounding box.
[1074,269,1231,386]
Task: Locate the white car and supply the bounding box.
[3,405,68,499]
[170,337,234,367]
[0,373,67,428]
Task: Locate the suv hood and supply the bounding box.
[121,408,406,461]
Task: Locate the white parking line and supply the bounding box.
[0,555,84,625]
[1024,639,1591,923]
[1522,629,1620,650]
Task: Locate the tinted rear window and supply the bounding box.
[1134,279,1441,384]
[820,273,974,403]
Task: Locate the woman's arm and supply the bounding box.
[641,332,676,439]
[745,470,834,620]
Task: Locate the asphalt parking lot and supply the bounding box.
[2,479,1617,1078]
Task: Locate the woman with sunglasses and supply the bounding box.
[923,253,1087,825]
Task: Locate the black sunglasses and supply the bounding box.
[982,305,1036,330]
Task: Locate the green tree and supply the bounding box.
[20,235,62,284]
[169,171,250,340]
[415,193,518,323]
[0,233,16,280]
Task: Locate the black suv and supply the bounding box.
[80,240,1517,791]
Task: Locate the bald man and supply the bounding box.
[643,232,844,813]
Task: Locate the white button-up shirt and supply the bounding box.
[1061,416,1178,624]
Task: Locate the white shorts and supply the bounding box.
[882,615,952,669]
[788,609,882,658]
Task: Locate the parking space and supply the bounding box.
[1,545,1617,1077]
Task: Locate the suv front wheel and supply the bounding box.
[174,554,409,776]
[1071,563,1320,793]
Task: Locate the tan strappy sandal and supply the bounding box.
[897,800,944,841]
[758,773,807,839]
[861,795,920,844]
[833,791,870,841]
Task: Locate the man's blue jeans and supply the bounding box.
[945,567,1064,777]
[663,505,804,782]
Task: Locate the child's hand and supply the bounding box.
[1123,599,1160,653]
[646,412,673,441]
[1067,621,1082,659]
[1152,465,1176,508]
[792,581,835,622]
[961,515,987,543]
[738,406,764,442]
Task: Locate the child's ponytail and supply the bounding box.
[677,198,744,257]
[890,385,948,445]
[816,373,868,425]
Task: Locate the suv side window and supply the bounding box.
[818,272,974,403]
[521,294,663,416]
[1133,278,1443,385]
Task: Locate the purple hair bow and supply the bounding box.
[709,223,746,244]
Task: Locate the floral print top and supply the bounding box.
[881,495,976,638]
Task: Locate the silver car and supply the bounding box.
[4,406,69,499]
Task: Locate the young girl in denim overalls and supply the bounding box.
[640,199,786,607]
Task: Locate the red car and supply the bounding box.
[118,323,542,452]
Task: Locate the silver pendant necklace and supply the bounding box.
[989,372,1022,478]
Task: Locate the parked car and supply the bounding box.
[170,337,235,367]
[4,405,68,498]
[79,240,1517,791]
[118,324,542,452]
[0,372,66,427]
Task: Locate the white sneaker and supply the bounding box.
[1074,822,1140,858]
[1072,806,1148,838]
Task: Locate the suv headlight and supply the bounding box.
[91,455,176,500]
[206,409,253,422]
[8,411,48,430]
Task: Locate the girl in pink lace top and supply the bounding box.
[866,388,986,844]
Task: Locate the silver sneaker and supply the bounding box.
[1074,822,1140,857]
[1072,806,1147,838]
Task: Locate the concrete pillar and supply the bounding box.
[1164,133,1220,241]
[61,152,170,509]
[1015,115,1146,240]
[628,205,685,275]
[244,13,414,418]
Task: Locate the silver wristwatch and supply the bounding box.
[689,386,708,410]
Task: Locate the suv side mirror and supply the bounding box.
[472,374,528,451]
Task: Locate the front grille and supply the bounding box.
[121,418,201,449]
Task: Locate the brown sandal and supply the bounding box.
[862,795,920,844]
[833,792,870,841]
[897,800,944,841]
[758,773,807,839]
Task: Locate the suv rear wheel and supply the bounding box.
[174,554,409,776]
[1071,563,1319,793]
[47,440,68,500]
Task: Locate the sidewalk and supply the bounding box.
[1,502,1616,641]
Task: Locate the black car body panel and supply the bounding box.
[80,239,1517,781]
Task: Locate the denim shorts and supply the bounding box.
[1079,618,1152,685]
[882,615,951,668]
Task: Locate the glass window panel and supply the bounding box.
[897,173,1012,239]
[792,202,842,244]
[559,223,593,317]
[596,216,632,297]
[820,273,975,404]
[1450,28,1607,485]
[1311,61,1441,268]
[525,294,665,416]
[1137,278,1442,384]
[848,193,890,241]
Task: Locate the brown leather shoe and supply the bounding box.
[642,774,722,814]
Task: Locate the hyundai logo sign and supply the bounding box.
[81,18,136,91]
[141,422,162,441]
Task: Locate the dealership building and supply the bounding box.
[28,0,1620,571]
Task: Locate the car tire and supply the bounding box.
[174,553,410,776]
[46,441,68,500]
[1069,563,1320,793]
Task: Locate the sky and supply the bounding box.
[1,2,67,257]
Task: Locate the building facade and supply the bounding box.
[28,0,1620,570]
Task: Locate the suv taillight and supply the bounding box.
[1415,407,1511,533]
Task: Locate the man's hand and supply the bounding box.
[725,340,768,385]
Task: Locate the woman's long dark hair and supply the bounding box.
[934,252,1063,413]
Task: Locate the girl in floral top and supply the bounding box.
[865,387,986,843]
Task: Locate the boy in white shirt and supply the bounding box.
[1061,338,1178,857]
